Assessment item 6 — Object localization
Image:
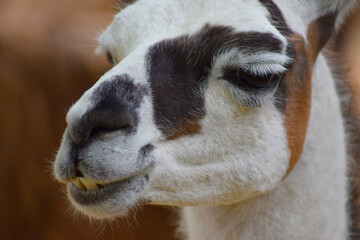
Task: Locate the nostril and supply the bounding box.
[67,121,92,146]
[67,75,144,145]
[88,124,132,140]
[68,107,136,145]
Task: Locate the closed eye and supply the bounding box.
[216,50,291,91]
[223,67,281,89]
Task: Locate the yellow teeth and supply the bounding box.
[79,178,99,190]
[71,177,109,191]
[72,178,86,190]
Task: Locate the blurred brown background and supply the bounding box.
[0,0,359,239]
[0,0,178,239]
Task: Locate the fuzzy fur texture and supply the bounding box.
[54,0,358,239]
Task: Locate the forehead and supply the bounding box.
[97,0,286,57]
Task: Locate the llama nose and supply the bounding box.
[68,104,135,145]
[66,78,139,146]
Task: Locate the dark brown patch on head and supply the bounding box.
[146,25,284,139]
[258,0,293,36]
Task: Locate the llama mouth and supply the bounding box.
[68,176,140,205]
[67,162,154,206]
[71,177,108,190]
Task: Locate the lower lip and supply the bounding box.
[68,178,131,205]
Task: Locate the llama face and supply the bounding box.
[54,0,319,219]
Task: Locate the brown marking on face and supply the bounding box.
[258,0,293,36]
[281,13,338,177]
[284,14,336,176]
[146,25,284,139]
[259,0,340,176]
[166,120,203,140]
[282,34,313,176]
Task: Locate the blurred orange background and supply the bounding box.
[0,0,177,239]
[0,0,358,239]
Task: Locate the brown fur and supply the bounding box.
[284,13,338,176]
[258,0,341,179]
[282,34,313,176]
[258,0,313,176]
[147,25,284,140]
[307,13,337,60]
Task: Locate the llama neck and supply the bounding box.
[179,55,349,240]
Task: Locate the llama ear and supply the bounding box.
[306,12,337,58]
[305,1,357,58]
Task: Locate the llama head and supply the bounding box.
[53,0,352,219]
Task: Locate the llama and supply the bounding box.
[54,0,360,239]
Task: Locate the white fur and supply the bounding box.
[54,0,357,239]
[179,55,348,240]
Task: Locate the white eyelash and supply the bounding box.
[212,50,293,77]
[241,63,287,76]
[241,52,292,68]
